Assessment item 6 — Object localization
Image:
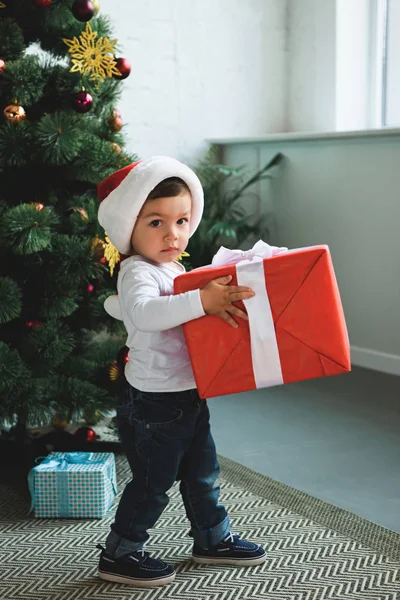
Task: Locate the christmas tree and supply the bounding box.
[0,0,134,436]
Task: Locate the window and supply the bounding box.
[375,0,400,127]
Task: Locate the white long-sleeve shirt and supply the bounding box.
[116,255,205,392]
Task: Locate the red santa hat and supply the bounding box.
[97,156,204,254]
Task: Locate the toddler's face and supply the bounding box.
[131,191,192,264]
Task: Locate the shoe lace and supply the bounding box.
[223,532,239,544]
[128,548,147,563]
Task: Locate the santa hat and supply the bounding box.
[97,156,204,255]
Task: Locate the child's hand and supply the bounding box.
[200,275,255,328]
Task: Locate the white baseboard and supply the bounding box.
[350,345,400,376]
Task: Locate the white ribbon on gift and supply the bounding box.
[212,240,288,388]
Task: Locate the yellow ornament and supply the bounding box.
[62,22,120,81]
[108,360,119,381]
[111,141,122,153]
[3,104,26,121]
[91,235,103,256]
[100,233,120,276]
[0,2,6,7]
[92,0,100,15]
[176,250,190,262]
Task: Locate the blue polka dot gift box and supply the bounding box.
[28,452,117,519]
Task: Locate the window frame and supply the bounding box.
[367,0,387,129]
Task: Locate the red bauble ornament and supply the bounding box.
[74,426,98,442]
[72,90,93,113]
[26,320,42,328]
[87,284,94,293]
[71,0,94,22]
[113,57,131,80]
[33,0,52,6]
[113,117,123,131]
[0,59,5,74]
[117,346,130,366]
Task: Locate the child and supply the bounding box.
[96,156,266,588]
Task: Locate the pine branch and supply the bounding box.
[36,111,83,164]
[0,342,32,397]
[50,375,109,422]
[0,121,33,167]
[3,55,48,106]
[0,18,25,61]
[41,295,79,320]
[50,235,103,285]
[0,277,22,324]
[0,203,59,255]
[13,324,75,391]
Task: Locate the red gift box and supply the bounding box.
[174,243,351,398]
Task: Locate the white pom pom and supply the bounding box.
[104,295,123,320]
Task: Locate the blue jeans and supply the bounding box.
[105,381,230,558]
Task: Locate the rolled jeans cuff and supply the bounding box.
[105,529,145,559]
[191,515,230,549]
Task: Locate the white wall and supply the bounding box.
[286,0,336,132]
[99,0,287,163]
[96,1,383,158]
[286,0,377,133]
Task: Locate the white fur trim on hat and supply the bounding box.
[98,156,204,254]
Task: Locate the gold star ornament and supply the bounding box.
[62,22,120,81]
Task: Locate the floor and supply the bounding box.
[208,366,400,534]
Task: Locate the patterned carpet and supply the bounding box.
[1,454,399,600]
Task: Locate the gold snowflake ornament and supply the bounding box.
[62,22,120,81]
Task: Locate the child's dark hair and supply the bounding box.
[147,177,190,200]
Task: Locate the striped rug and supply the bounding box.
[0,454,399,599]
